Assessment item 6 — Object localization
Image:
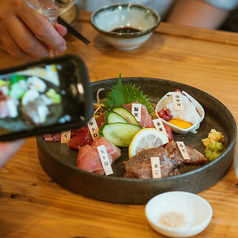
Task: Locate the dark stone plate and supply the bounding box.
[36,77,237,204]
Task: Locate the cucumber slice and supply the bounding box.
[105,110,128,124]
[99,123,142,147]
[112,106,140,126]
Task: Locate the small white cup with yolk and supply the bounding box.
[155,91,205,134]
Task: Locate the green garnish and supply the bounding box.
[102,74,152,113]
[10,74,26,85]
[205,141,225,161]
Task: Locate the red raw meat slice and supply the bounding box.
[91,136,121,161]
[123,102,173,141]
[163,124,173,142]
[67,126,93,149]
[122,102,154,128]
[43,113,106,145]
[76,144,106,175]
[67,114,105,149]
[76,137,121,175]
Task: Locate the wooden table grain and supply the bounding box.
[0,11,238,238]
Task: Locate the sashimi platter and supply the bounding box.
[37,77,237,204]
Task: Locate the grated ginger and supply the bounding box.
[202,129,224,147]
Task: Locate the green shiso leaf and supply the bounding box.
[102,74,152,114]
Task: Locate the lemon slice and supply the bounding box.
[129,128,169,159]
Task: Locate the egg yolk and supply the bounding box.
[168,119,192,129]
[51,64,57,72]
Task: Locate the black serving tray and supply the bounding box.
[37,77,237,204]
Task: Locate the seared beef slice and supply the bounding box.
[124,142,207,179]
[124,147,175,179]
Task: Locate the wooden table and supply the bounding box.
[0,11,238,238]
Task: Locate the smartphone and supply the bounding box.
[0,54,93,141]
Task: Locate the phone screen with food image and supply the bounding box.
[0,54,93,141]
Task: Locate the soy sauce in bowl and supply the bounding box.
[111,27,142,34]
[90,4,161,50]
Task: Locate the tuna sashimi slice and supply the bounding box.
[91,136,121,161]
[76,137,121,175]
[76,144,106,175]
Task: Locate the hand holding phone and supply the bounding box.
[0,54,93,141]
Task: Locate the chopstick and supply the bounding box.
[57,16,90,45]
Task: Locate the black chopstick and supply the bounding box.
[58,16,90,45]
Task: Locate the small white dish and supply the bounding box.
[145,191,213,237]
[90,4,160,50]
[155,91,205,134]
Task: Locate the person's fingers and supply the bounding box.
[20,7,67,52]
[0,25,41,60]
[55,24,68,37]
[0,0,67,59]
[0,0,49,58]
[6,15,52,58]
[0,139,25,169]
[4,14,67,58]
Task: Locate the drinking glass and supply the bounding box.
[25,0,79,56]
